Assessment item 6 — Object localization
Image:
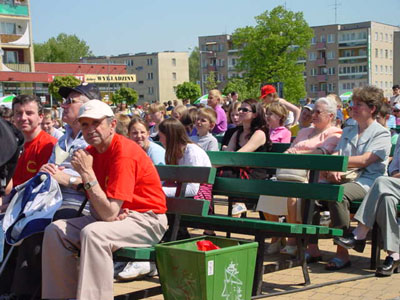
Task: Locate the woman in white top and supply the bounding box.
[158,118,212,198]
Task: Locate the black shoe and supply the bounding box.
[376,256,400,277]
[334,233,366,253]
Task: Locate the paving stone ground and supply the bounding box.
[113,204,400,299]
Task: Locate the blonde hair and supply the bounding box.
[197,107,217,124]
[172,105,188,118]
[266,102,288,126]
[148,103,166,114]
[115,113,131,137]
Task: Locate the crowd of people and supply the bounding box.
[0,82,399,299]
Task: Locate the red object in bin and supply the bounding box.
[196,240,220,251]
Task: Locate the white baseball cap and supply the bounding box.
[78,100,114,120]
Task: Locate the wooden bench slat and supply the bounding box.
[207,151,348,172]
[213,177,344,202]
[166,197,209,216]
[114,247,155,261]
[156,165,216,184]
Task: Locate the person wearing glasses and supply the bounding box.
[224,98,271,216]
[1,84,101,300]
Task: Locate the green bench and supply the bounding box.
[180,151,348,296]
[114,165,216,299]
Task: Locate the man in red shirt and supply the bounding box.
[12,95,57,186]
[41,100,167,300]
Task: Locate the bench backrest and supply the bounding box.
[206,151,348,203]
[155,165,216,217]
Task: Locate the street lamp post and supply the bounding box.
[106,56,111,101]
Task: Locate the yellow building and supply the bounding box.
[83,51,189,104]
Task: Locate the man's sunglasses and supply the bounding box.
[62,98,83,105]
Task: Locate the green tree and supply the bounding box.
[189,47,200,83]
[232,6,313,103]
[175,81,201,103]
[48,75,81,102]
[111,86,138,105]
[34,33,93,62]
[223,78,260,100]
[204,71,220,91]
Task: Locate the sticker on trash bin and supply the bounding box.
[221,261,243,299]
[208,260,214,275]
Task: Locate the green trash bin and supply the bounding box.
[155,236,258,300]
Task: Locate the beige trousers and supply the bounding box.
[41,211,168,300]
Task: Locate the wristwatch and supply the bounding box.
[83,180,98,191]
[69,176,77,187]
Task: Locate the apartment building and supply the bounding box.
[83,51,189,104]
[0,0,34,73]
[306,21,399,99]
[198,34,242,94]
[394,31,400,85]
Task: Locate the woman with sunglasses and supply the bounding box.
[224,99,272,216]
[277,97,342,256]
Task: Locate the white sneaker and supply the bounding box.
[117,261,157,281]
[232,203,247,216]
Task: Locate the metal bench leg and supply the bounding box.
[297,236,310,285]
[252,233,265,296]
[370,223,381,270]
[0,245,15,277]
[226,199,233,238]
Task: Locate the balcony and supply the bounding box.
[205,51,216,58]
[338,72,368,80]
[317,74,327,82]
[0,1,29,16]
[338,55,367,62]
[316,42,326,50]
[207,65,217,72]
[316,58,326,66]
[5,63,30,72]
[338,40,367,48]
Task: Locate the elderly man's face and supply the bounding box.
[79,117,115,147]
[61,91,87,125]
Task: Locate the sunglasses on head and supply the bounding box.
[238,107,253,113]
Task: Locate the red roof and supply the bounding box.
[35,62,127,74]
[0,62,128,83]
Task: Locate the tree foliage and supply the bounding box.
[34,33,93,62]
[232,6,313,103]
[189,47,200,84]
[223,78,260,100]
[111,87,138,105]
[48,75,81,102]
[204,71,220,92]
[175,81,201,102]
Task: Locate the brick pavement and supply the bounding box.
[114,205,400,299]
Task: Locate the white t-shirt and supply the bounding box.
[162,143,211,197]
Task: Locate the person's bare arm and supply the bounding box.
[71,149,123,221]
[237,130,266,153]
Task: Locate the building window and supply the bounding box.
[148,87,154,95]
[320,35,326,42]
[147,58,153,66]
[380,32,383,41]
[390,34,393,42]
[308,52,317,61]
[138,80,144,84]
[139,95,144,99]
[385,49,388,59]
[380,49,383,58]
[385,33,388,42]
[385,66,388,74]
[327,51,335,60]
[375,65,378,73]
[147,73,153,80]
[3,50,18,63]
[327,34,335,43]
[0,22,16,35]
[310,68,317,76]
[328,67,335,75]
[311,37,316,44]
[172,72,176,80]
[380,65,383,74]
[390,50,393,59]
[172,58,176,66]
[375,48,378,58]
[375,32,378,41]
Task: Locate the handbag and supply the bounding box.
[276,168,309,183]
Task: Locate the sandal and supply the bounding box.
[325,257,351,270]
[305,252,323,264]
[280,245,297,256]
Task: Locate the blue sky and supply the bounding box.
[31,0,400,56]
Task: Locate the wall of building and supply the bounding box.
[394,31,400,85]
